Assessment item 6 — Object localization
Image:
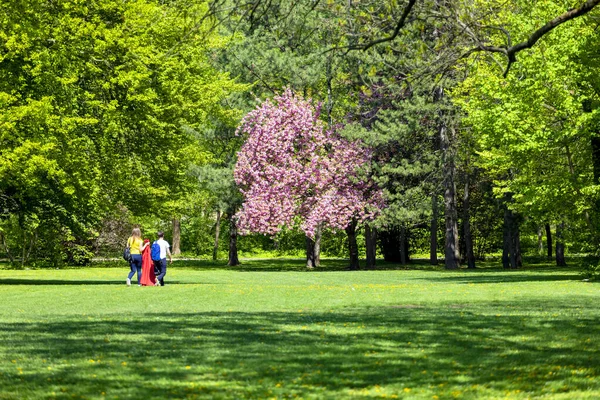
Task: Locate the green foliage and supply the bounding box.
[455,0,599,234]
[0,0,246,264]
[581,258,600,281]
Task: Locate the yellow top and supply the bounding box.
[128,237,143,255]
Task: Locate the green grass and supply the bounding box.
[1,259,599,399]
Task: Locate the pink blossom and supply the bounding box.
[234,89,383,238]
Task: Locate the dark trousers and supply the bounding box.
[154,258,167,286]
[129,254,142,283]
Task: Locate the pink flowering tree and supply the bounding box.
[234,89,383,268]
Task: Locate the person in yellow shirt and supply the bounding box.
[126,228,149,286]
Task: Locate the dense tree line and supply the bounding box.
[0,0,244,266]
[1,0,599,272]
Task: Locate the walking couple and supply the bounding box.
[126,228,173,287]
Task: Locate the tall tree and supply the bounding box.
[234,90,383,267]
[455,0,600,262]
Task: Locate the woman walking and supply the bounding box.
[126,228,149,286]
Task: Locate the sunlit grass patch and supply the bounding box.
[0,263,599,398]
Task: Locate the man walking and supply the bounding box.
[151,231,172,286]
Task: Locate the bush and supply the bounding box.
[581,259,600,281]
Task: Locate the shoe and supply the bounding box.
[126,278,131,287]
[155,281,160,286]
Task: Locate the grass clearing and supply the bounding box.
[0,259,599,399]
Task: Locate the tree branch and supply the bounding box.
[347,0,418,51]
[500,0,600,77]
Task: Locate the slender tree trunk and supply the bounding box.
[345,219,360,270]
[306,235,317,269]
[501,192,521,269]
[508,212,517,269]
[545,223,553,260]
[441,127,460,269]
[515,227,522,267]
[430,194,438,265]
[314,225,322,267]
[213,209,221,261]
[556,221,567,266]
[21,229,27,268]
[365,224,377,269]
[172,218,181,256]
[584,104,600,249]
[436,87,460,270]
[502,207,512,269]
[25,229,36,264]
[227,214,239,267]
[399,225,408,266]
[502,208,520,268]
[463,177,476,269]
[565,145,593,232]
[326,56,334,126]
[537,226,544,255]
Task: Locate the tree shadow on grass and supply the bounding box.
[1,301,599,399]
[426,273,582,284]
[174,258,447,272]
[172,259,586,285]
[0,279,186,286]
[174,258,348,272]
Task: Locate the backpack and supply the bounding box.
[123,246,131,262]
[151,241,162,261]
[123,237,132,262]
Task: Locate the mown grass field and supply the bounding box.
[0,258,599,399]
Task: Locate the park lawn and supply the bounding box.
[0,259,599,399]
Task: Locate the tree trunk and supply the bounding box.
[556,221,567,266]
[25,229,36,265]
[436,87,460,270]
[227,214,239,266]
[365,224,377,269]
[502,207,512,269]
[463,177,476,269]
[212,209,221,261]
[584,104,600,249]
[306,235,317,269]
[502,202,520,269]
[345,219,360,270]
[314,225,322,267]
[21,229,27,268]
[399,225,408,266]
[545,223,553,260]
[441,129,460,269]
[515,227,522,267]
[172,218,181,256]
[430,194,438,265]
[380,229,401,262]
[537,226,543,255]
